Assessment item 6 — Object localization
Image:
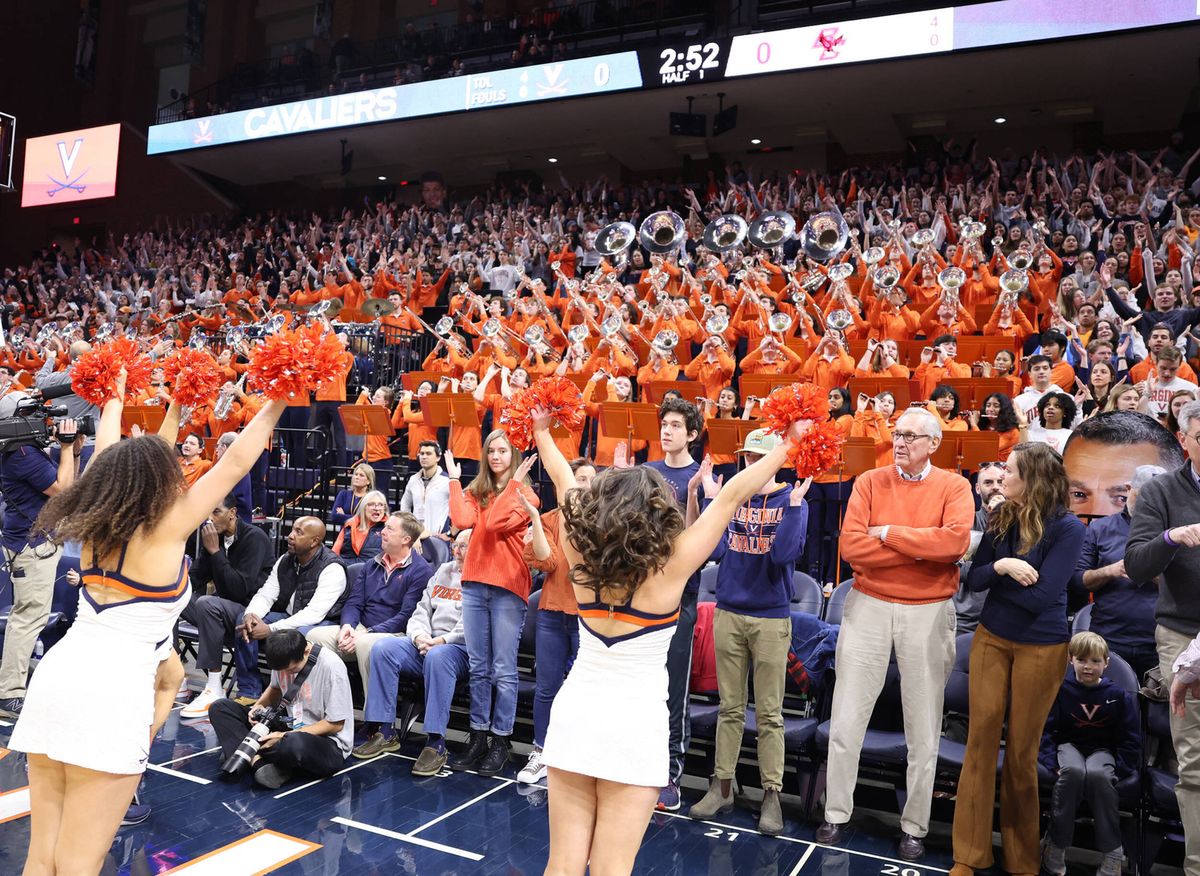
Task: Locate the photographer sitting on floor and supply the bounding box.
[209,628,354,789]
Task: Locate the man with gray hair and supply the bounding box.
[1126,399,1200,875]
[35,340,99,425]
[1072,464,1167,678]
[816,407,974,862]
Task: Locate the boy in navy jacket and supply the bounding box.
[1039,631,1141,876]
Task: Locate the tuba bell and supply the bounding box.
[702,214,749,252]
[873,265,901,290]
[596,221,637,257]
[638,211,686,254]
[799,211,850,262]
[748,211,797,249]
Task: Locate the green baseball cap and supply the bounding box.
[738,428,782,456]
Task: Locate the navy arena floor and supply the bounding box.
[0,695,976,876]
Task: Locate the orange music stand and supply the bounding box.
[561,373,594,393]
[340,404,394,448]
[400,371,448,392]
[706,419,764,458]
[420,393,480,434]
[599,402,659,451]
[739,373,802,402]
[943,378,1012,412]
[645,380,698,406]
[848,377,911,408]
[931,431,1001,473]
[121,405,166,437]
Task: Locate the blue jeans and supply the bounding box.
[232,612,326,698]
[533,609,579,748]
[462,581,528,736]
[365,637,469,735]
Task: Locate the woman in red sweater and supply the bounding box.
[445,430,540,776]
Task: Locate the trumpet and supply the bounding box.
[911,228,936,249]
[189,330,209,350]
[862,247,885,266]
[567,324,589,344]
[825,310,854,332]
[767,312,793,340]
[827,263,854,285]
[214,375,245,420]
[937,266,966,307]
[999,269,1029,295]
[873,264,901,291]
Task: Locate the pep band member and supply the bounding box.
[530,405,812,876]
[11,368,285,873]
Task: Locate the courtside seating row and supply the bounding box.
[174,564,1180,874]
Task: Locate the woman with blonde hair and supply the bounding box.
[445,429,540,776]
[332,490,388,561]
[330,462,375,528]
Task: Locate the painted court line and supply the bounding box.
[331,816,483,861]
[272,752,389,799]
[156,746,221,767]
[655,810,950,873]
[408,778,514,836]
[145,763,212,785]
[787,842,817,876]
[162,828,320,873]
[0,786,30,825]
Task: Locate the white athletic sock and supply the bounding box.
[205,671,222,691]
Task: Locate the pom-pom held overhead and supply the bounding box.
[161,348,224,409]
[70,338,153,406]
[759,382,846,478]
[499,376,585,451]
[246,323,348,401]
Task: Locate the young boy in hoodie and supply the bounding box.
[685,428,810,836]
[1039,631,1141,876]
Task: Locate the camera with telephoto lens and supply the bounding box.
[219,704,294,777]
[0,397,94,453]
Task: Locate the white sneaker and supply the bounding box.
[180,687,221,719]
[517,748,547,784]
[177,676,191,698]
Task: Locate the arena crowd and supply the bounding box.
[4,134,1200,874]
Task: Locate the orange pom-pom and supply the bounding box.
[162,348,224,408]
[787,418,847,479]
[246,323,348,401]
[759,382,830,436]
[758,382,846,477]
[70,338,153,406]
[499,376,585,451]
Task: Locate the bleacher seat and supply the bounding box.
[823,578,854,625]
[1071,603,1092,634]
[421,536,450,570]
[698,564,718,603]
[791,571,823,616]
[1142,698,1181,872]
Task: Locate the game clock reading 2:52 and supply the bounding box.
[640,39,730,87]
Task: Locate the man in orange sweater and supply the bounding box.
[816,407,974,862]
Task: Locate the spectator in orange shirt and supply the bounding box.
[801,335,855,392]
[683,337,735,400]
[914,335,972,400]
[850,390,897,468]
[928,385,969,432]
[178,434,212,488]
[356,385,397,495]
[741,336,802,375]
[854,338,909,379]
[311,337,355,467]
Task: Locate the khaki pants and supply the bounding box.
[713,610,791,790]
[823,588,956,837]
[306,624,398,697]
[1158,624,1200,876]
[0,544,61,699]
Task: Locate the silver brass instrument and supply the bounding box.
[213,375,245,420]
[94,323,114,342]
[873,265,901,290]
[911,228,936,249]
[638,211,687,254]
[651,329,679,359]
[702,214,749,252]
[827,263,854,284]
[862,247,885,266]
[767,312,793,337]
[596,221,637,257]
[523,325,561,362]
[748,211,796,249]
[825,310,854,332]
[999,269,1029,295]
[1007,251,1033,271]
[225,326,246,347]
[704,314,730,339]
[189,330,208,350]
[60,321,82,339]
[567,324,589,344]
[937,266,966,307]
[799,211,850,262]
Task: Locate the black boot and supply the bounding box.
[448,729,489,771]
[476,734,510,777]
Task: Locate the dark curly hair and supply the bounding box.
[561,465,684,601]
[35,435,184,563]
